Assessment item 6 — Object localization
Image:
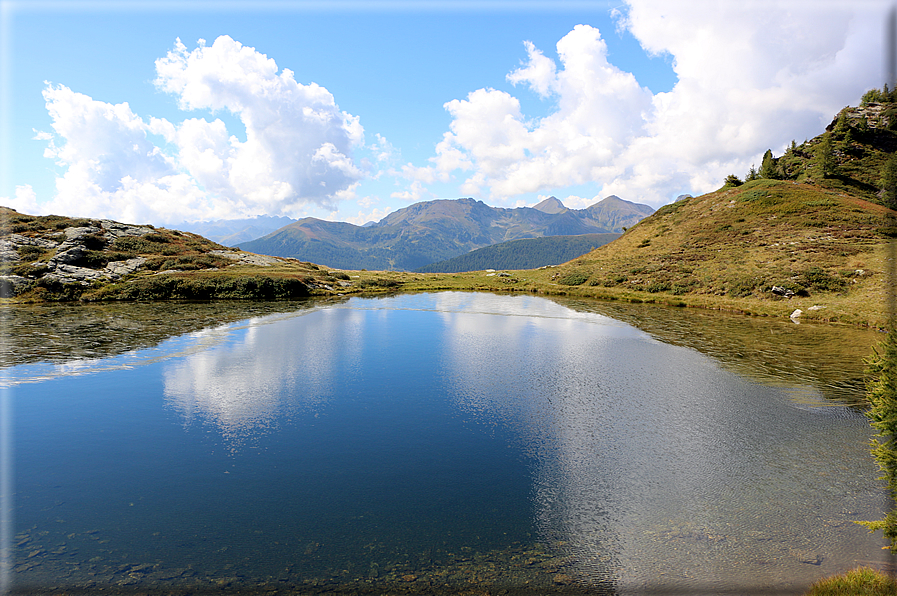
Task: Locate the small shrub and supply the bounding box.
[798,267,847,293]
[80,232,107,250]
[54,218,95,230]
[557,273,588,286]
[112,237,158,254]
[158,255,230,271]
[727,278,758,298]
[16,245,45,261]
[358,278,401,289]
[10,262,49,278]
[646,281,671,293]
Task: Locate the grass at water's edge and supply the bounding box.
[2,265,889,329]
[803,567,897,595]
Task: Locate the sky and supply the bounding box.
[0,0,891,227]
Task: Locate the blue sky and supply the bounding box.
[0,1,889,227]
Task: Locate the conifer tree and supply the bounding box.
[860,325,897,551]
[723,174,743,187]
[746,165,759,181]
[813,133,835,179]
[834,110,853,142]
[759,150,778,179]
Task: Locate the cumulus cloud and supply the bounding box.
[28,36,365,224]
[434,24,653,202]
[434,1,885,207]
[391,180,429,203]
[2,185,40,214]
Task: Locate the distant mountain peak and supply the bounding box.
[533,196,567,214]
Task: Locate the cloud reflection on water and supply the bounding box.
[432,293,890,593]
[153,292,889,592]
[163,306,366,442]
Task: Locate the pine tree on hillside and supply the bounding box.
[759,149,779,179]
[833,110,853,142]
[813,133,835,179]
[723,174,743,187]
[860,325,897,552]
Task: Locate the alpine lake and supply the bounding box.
[2,292,895,595]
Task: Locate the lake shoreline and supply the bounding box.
[3,267,889,330]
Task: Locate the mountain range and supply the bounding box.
[237,195,654,271]
[175,215,299,246]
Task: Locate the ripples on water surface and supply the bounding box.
[2,293,893,595]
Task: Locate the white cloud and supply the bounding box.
[29,36,366,224]
[343,205,390,226]
[390,180,429,203]
[1,185,40,214]
[435,24,652,202]
[433,2,886,207]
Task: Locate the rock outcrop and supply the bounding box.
[1,219,158,296]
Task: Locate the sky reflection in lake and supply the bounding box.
[6,293,893,594]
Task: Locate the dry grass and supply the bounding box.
[804,567,897,596]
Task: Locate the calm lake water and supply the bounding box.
[2,292,893,595]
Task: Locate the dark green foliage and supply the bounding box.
[646,281,671,293]
[746,164,760,181]
[833,109,853,142]
[81,232,107,250]
[884,105,897,132]
[557,273,588,286]
[860,326,897,552]
[415,233,619,273]
[31,276,85,301]
[726,278,758,298]
[328,271,351,280]
[814,133,835,178]
[16,244,44,261]
[357,277,401,289]
[94,275,310,301]
[75,250,119,269]
[158,254,231,271]
[759,149,780,179]
[111,236,177,254]
[8,262,49,278]
[861,85,897,106]
[723,174,743,188]
[797,267,848,293]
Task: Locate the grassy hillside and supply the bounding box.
[510,179,893,327]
